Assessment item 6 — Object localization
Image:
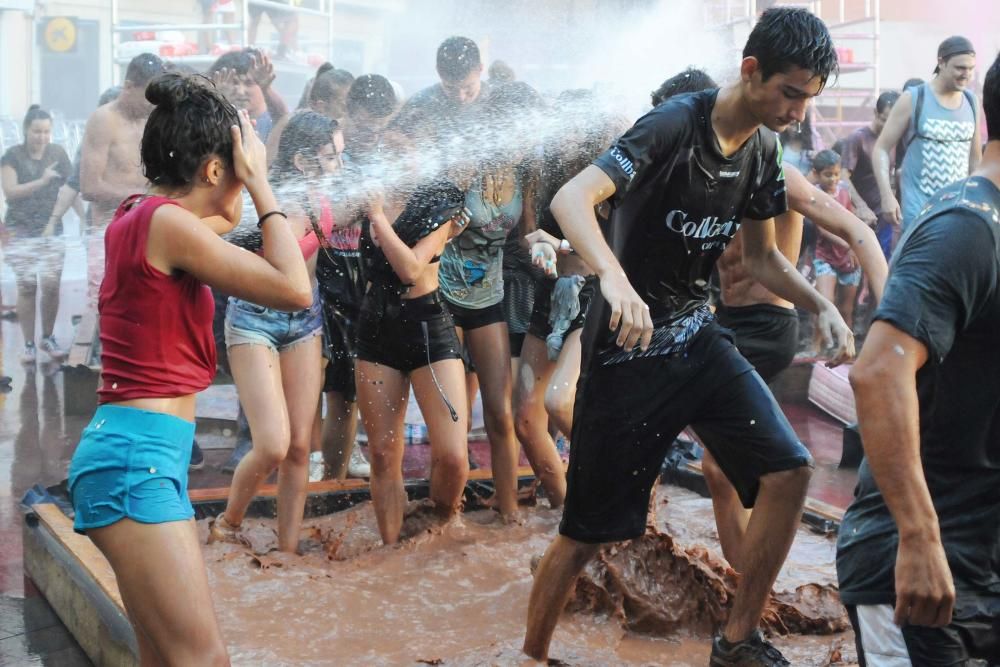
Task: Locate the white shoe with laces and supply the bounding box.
[347,445,371,478]
[39,336,67,361]
[21,343,36,365]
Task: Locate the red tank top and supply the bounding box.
[98,195,216,403]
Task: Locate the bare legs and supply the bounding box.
[222,337,323,552]
[13,243,64,349]
[89,519,229,666]
[513,333,568,507]
[460,322,520,517]
[320,390,358,479]
[411,360,469,515]
[701,450,751,569]
[357,358,469,544]
[522,535,600,660]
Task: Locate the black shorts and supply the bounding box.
[356,291,462,373]
[715,303,799,383]
[527,274,598,341]
[560,323,813,544]
[847,604,1000,666]
[446,300,506,331]
[321,301,358,402]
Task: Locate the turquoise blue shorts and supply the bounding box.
[68,405,196,534]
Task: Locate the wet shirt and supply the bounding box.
[1,144,72,231]
[840,126,893,215]
[438,177,523,309]
[393,81,490,150]
[813,183,855,271]
[837,176,1000,614]
[360,180,467,294]
[588,89,787,364]
[316,223,364,315]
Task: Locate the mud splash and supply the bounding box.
[199,486,855,666]
[569,527,849,637]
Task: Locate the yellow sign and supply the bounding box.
[44,17,77,53]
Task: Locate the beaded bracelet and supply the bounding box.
[257,210,287,228]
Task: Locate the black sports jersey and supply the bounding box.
[589,89,787,363]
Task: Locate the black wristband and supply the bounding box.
[257,210,286,228]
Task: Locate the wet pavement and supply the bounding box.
[0,217,860,665]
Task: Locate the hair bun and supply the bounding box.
[146,73,201,109]
[27,104,41,112]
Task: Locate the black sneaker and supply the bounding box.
[189,440,205,470]
[710,630,789,667]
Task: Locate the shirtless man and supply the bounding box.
[709,162,887,568]
[79,53,165,311]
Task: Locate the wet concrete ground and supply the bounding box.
[0,218,860,665]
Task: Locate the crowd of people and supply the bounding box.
[1,5,997,665]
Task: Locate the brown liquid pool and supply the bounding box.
[198,485,857,666]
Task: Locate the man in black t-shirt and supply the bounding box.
[393,36,489,148]
[836,52,1000,665]
[522,9,850,666]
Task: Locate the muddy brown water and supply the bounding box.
[198,486,857,666]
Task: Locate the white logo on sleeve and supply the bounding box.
[609,146,637,181]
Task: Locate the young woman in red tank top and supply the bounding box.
[67,73,312,666]
[210,111,344,552]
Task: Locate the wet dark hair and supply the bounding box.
[125,53,165,87]
[310,63,355,105]
[140,73,239,189]
[346,74,397,119]
[22,105,51,135]
[743,7,838,91]
[270,110,339,185]
[811,148,841,172]
[207,49,256,76]
[984,51,1000,142]
[436,36,481,82]
[875,90,900,115]
[651,68,718,106]
[488,60,515,84]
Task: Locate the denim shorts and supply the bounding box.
[224,287,323,352]
[814,258,862,287]
[68,405,196,534]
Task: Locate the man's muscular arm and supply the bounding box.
[873,91,913,226]
[786,165,888,302]
[552,165,653,351]
[849,323,954,628]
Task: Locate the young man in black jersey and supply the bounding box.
[522,9,852,666]
[836,51,1000,665]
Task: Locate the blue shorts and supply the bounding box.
[224,287,323,352]
[814,258,862,287]
[68,405,196,534]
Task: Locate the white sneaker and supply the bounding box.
[308,451,325,483]
[347,444,371,478]
[21,343,37,365]
[39,336,67,361]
